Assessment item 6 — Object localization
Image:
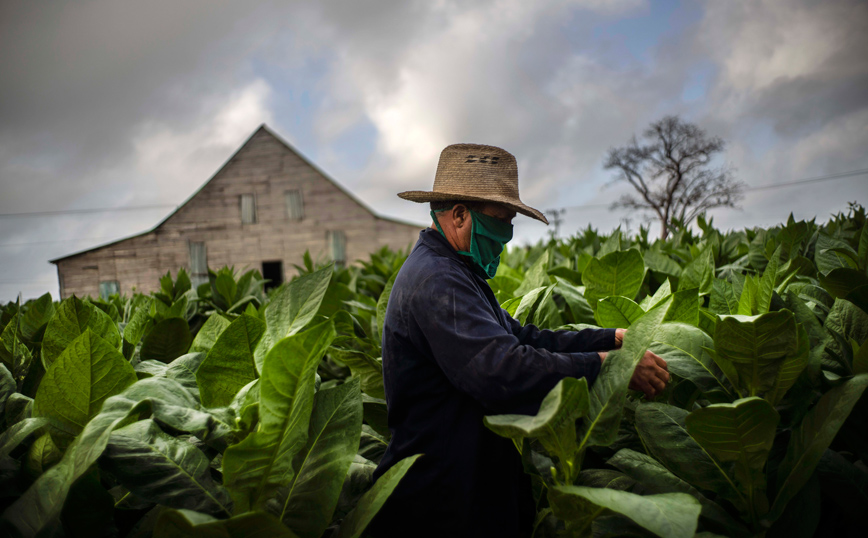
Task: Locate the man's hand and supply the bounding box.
[629,350,669,399]
[614,328,626,348]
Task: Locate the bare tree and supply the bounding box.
[604,115,745,239]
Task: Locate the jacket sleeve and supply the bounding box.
[503,310,616,353]
[409,267,602,415]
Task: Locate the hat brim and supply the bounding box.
[398,190,549,225]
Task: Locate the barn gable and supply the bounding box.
[52,125,423,299]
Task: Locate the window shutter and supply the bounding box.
[285,189,304,220]
[241,194,257,223]
[99,281,119,300]
[327,231,346,268]
[188,241,208,287]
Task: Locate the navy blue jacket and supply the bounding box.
[370,229,615,537]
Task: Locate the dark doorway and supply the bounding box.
[262,261,284,291]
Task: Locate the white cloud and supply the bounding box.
[132,80,274,198]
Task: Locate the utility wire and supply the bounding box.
[2,168,864,220]
[0,237,119,248]
[549,167,868,213]
[0,204,176,219]
[744,168,868,191]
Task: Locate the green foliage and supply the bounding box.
[1,205,866,537]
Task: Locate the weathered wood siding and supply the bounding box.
[55,127,423,298]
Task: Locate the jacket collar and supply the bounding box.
[419,227,464,262]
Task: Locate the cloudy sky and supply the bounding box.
[1,0,867,301]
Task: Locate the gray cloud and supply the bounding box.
[1,0,866,302]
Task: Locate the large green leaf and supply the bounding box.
[19,293,55,343]
[686,397,779,520]
[222,320,336,512]
[270,379,362,538]
[769,373,868,523]
[709,279,739,315]
[755,244,782,314]
[513,286,551,325]
[0,397,149,536]
[531,285,566,328]
[679,246,714,295]
[25,432,61,476]
[815,233,857,274]
[639,279,672,312]
[583,249,646,305]
[485,377,589,482]
[102,419,232,516]
[579,297,670,450]
[196,315,265,407]
[736,274,758,315]
[0,363,13,414]
[165,352,208,401]
[189,315,232,354]
[595,296,644,329]
[823,298,868,370]
[644,250,683,281]
[335,453,421,538]
[141,317,193,363]
[515,251,553,296]
[0,317,33,384]
[598,229,622,257]
[34,330,137,444]
[784,290,827,377]
[123,298,153,347]
[0,416,48,460]
[41,296,121,369]
[765,325,810,405]
[153,509,298,538]
[608,449,749,538]
[663,288,699,326]
[548,485,700,538]
[634,403,742,506]
[107,377,235,447]
[554,280,597,325]
[649,323,730,396]
[376,271,398,341]
[713,310,798,397]
[328,347,385,399]
[265,265,333,344]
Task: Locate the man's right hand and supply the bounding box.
[629,350,669,399]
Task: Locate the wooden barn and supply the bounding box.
[51,125,423,299]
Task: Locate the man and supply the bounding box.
[369,144,669,537]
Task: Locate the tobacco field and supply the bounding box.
[1,205,866,538]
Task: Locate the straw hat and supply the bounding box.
[398,143,549,224]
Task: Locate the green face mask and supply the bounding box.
[431,206,514,279]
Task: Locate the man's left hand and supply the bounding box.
[614,328,626,348]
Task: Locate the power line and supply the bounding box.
[0,204,176,219]
[550,167,868,213]
[744,168,868,191]
[0,237,119,248]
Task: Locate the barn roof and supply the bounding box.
[51,124,422,263]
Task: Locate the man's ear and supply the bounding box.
[452,204,469,228]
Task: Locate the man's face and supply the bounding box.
[478,203,516,225]
[455,202,515,251]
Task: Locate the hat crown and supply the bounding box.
[396,142,549,224]
[433,143,519,199]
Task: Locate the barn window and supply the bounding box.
[99,280,119,300]
[188,241,208,288]
[241,194,257,224]
[262,261,284,291]
[285,189,304,220]
[327,231,346,268]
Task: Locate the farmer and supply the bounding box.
[369,143,669,537]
